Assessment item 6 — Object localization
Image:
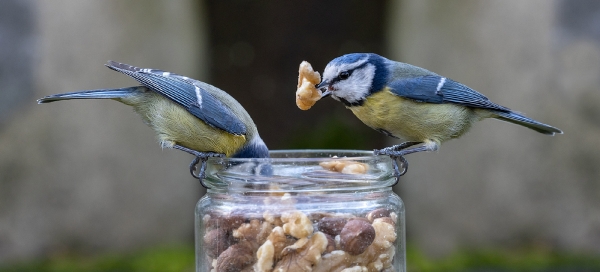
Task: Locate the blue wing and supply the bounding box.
[106,61,247,135]
[388,75,510,112]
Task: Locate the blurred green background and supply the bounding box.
[1,0,599,271]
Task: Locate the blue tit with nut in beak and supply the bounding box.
[38,61,269,187]
[316,53,562,181]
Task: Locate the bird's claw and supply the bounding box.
[189,156,205,179]
[390,155,408,186]
[189,152,224,188]
[374,147,410,186]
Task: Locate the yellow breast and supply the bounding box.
[126,92,247,157]
[349,89,481,144]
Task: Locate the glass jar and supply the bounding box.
[196,150,406,272]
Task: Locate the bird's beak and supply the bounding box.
[316,81,331,98]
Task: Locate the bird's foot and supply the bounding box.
[172,145,224,188]
[188,153,224,188]
[373,142,420,186]
[374,151,408,186]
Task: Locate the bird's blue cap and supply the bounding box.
[328,53,371,66]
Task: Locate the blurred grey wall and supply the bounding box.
[389,0,600,257]
[0,0,207,262]
[0,1,36,128]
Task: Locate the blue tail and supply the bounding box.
[37,86,141,104]
[493,111,563,135]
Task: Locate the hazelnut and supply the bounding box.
[203,228,230,258]
[339,219,376,255]
[351,217,371,223]
[366,208,391,222]
[224,214,246,229]
[205,212,245,231]
[216,241,255,272]
[318,217,348,236]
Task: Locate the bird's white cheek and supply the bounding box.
[333,65,375,103]
[335,80,369,103]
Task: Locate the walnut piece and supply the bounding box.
[366,247,395,272]
[263,211,284,227]
[371,218,397,249]
[233,219,273,246]
[374,216,396,228]
[312,250,351,272]
[282,211,313,239]
[390,212,398,224]
[319,159,369,174]
[265,226,296,261]
[273,232,328,272]
[341,266,368,272]
[341,163,369,174]
[210,258,217,272]
[296,61,322,110]
[255,240,275,272]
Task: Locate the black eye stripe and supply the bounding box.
[330,70,352,85]
[331,61,370,83]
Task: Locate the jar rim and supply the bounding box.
[203,149,399,191]
[217,149,379,162]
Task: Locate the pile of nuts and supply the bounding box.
[202,194,397,271]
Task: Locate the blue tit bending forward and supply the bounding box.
[38,61,269,187]
[317,53,562,181]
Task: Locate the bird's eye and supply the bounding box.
[339,71,350,80]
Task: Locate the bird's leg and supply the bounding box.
[172,145,224,188]
[374,141,436,186]
[374,141,421,155]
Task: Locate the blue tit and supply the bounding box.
[316,53,562,180]
[38,61,269,187]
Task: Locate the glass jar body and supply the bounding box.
[195,150,406,272]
